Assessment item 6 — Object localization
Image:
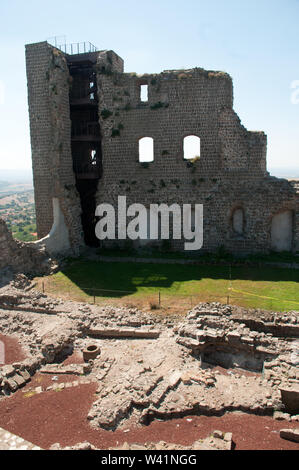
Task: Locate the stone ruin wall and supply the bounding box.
[25,42,84,254]
[25,43,299,255]
[96,62,299,253]
[0,219,49,275]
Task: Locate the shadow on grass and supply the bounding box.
[57,258,299,300]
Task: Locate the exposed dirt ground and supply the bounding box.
[0,333,27,364]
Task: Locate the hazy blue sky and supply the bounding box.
[0,0,298,175]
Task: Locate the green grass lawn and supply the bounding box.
[39,258,299,312]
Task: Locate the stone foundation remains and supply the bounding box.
[0,219,53,277]
[0,278,298,433]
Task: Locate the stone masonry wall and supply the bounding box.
[46,46,84,253]
[0,219,49,275]
[96,65,298,254]
[26,42,84,254]
[26,42,55,239]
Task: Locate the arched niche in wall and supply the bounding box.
[139,137,154,163]
[183,135,201,161]
[34,198,71,255]
[232,207,245,235]
[271,210,293,252]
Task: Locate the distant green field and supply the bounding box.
[0,188,37,242]
[39,258,299,312]
[12,224,37,242]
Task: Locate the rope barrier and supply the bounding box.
[229,287,299,305]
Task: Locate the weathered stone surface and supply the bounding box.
[87,327,160,339]
[280,428,299,443]
[19,369,31,383]
[176,337,200,350]
[12,374,26,387]
[50,441,97,450]
[273,411,291,421]
[4,378,18,392]
[1,365,15,378]
[290,415,299,422]
[40,364,85,375]
[0,427,41,450]
[0,219,52,276]
[193,431,233,450]
[25,42,84,254]
[280,386,299,414]
[111,431,233,451]
[24,41,299,256]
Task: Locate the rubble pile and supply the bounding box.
[111,430,234,451]
[177,303,299,388]
[50,430,234,451]
[0,218,56,276]
[0,365,31,395]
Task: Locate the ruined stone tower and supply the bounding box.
[25,41,299,255]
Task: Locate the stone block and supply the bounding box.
[5,378,18,392]
[280,428,299,443]
[12,374,26,387]
[19,369,31,383]
[280,386,299,414]
[1,365,15,378]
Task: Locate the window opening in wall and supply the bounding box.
[91,149,97,165]
[183,135,201,160]
[139,137,154,162]
[90,92,95,100]
[140,84,148,102]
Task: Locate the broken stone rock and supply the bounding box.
[19,369,31,383]
[4,378,18,392]
[1,365,15,378]
[280,428,299,443]
[12,373,26,387]
[273,411,291,421]
[280,386,299,415]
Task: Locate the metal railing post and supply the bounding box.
[49,40,98,55]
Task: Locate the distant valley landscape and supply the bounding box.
[0,172,36,241]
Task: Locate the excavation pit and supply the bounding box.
[52,345,74,364]
[0,280,298,447]
[199,344,266,373]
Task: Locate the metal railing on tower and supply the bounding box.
[48,40,98,55]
